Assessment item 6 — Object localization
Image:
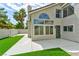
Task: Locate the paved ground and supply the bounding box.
[3,34,32,56]
[3,34,79,56]
[32,39,79,52]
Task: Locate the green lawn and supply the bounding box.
[14,48,70,56]
[0,35,23,55]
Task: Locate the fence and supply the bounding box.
[0,29,28,39]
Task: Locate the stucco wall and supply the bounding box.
[61,15,77,41]
[0,29,28,39]
[31,4,61,20]
[18,29,28,34]
[29,4,63,40]
[61,4,79,42]
[29,4,79,41]
[0,29,18,39]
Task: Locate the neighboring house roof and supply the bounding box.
[29,3,67,14]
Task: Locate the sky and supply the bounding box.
[0,3,50,25]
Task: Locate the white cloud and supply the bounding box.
[0,0,79,3]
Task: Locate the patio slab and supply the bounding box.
[32,39,79,53]
[3,34,79,56]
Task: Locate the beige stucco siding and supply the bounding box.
[29,4,63,40]
[61,15,76,40]
[28,3,79,42]
[30,5,62,20]
[61,4,79,42]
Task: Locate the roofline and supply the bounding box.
[29,3,55,12]
[61,3,69,8]
[29,3,67,14]
[29,3,57,14]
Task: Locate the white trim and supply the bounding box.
[34,25,54,35]
[63,24,75,32]
[29,4,58,14]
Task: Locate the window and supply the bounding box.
[56,9,61,18]
[33,19,44,24]
[68,25,73,32]
[39,13,49,19]
[68,5,74,16]
[63,5,74,17]
[40,26,43,35]
[46,26,53,35]
[63,7,67,17]
[63,25,73,32]
[63,26,67,31]
[34,26,44,35]
[45,20,54,24]
[35,26,39,35]
[33,19,54,25]
[50,26,53,34]
[46,26,50,34]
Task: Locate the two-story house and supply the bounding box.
[28,3,79,42]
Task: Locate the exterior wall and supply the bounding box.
[0,29,18,39]
[0,29,28,39]
[61,15,77,41]
[31,5,61,20]
[18,29,28,34]
[28,3,79,41]
[28,21,31,37]
[29,4,63,40]
[61,4,79,42]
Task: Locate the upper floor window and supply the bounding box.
[63,7,67,17]
[39,13,49,19]
[56,9,62,18]
[33,19,44,24]
[68,5,74,16]
[63,5,74,18]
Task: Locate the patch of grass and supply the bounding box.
[0,35,23,55]
[14,48,70,56]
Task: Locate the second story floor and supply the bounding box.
[28,3,76,25]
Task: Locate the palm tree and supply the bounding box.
[13,8,26,29]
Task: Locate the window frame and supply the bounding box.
[63,26,68,31]
[67,5,74,16]
[68,25,73,32]
[33,19,44,24]
[63,25,73,32]
[56,9,62,18]
[39,13,50,19]
[63,5,74,18]
[34,26,44,35]
[63,7,68,18]
[45,26,53,35]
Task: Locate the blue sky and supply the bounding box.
[0,3,50,25]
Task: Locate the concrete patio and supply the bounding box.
[32,39,79,52]
[3,34,79,56]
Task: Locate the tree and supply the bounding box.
[13,8,26,29]
[15,22,23,29]
[0,8,14,29]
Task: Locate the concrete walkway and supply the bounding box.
[3,34,32,56]
[3,34,79,56]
